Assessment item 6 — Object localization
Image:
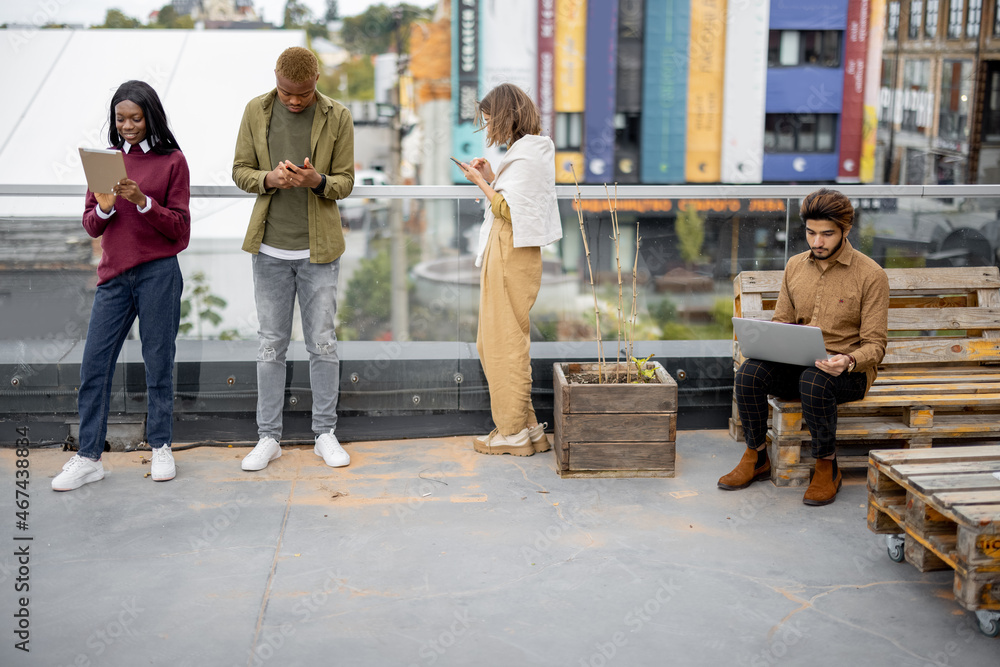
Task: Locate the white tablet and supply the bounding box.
[79,148,127,194]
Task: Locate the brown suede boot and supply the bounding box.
[803,458,842,506]
[718,447,771,490]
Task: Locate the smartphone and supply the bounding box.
[450,156,463,167]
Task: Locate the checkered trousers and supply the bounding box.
[735,359,868,459]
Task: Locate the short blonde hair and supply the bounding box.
[476,83,541,148]
[275,47,319,83]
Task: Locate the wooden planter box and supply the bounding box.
[552,362,678,478]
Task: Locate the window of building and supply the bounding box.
[780,30,799,65]
[902,59,933,132]
[995,0,1000,35]
[763,114,837,153]
[905,148,928,185]
[966,0,982,37]
[555,113,582,152]
[947,0,964,38]
[910,0,924,37]
[766,30,841,67]
[983,62,1000,142]
[939,59,973,143]
[888,2,901,39]
[927,0,941,37]
[614,113,641,182]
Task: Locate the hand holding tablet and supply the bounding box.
[79,148,127,195]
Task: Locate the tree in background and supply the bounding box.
[338,246,393,341]
[340,3,429,56]
[283,0,312,29]
[319,56,375,101]
[675,205,706,268]
[283,0,329,39]
[178,272,238,340]
[325,0,340,22]
[155,4,195,29]
[94,9,142,29]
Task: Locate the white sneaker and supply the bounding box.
[473,428,533,456]
[528,422,550,453]
[314,431,350,467]
[242,436,281,471]
[52,455,105,491]
[150,445,176,481]
[476,423,550,453]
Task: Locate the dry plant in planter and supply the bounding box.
[551,174,678,478]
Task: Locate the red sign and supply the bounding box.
[537,0,556,139]
[838,0,869,182]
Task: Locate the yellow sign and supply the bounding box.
[860,0,886,182]
[686,0,727,183]
[555,0,586,112]
[555,151,584,183]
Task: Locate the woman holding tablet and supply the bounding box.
[53,80,190,491]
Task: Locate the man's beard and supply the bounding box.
[811,235,844,260]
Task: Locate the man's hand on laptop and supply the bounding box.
[815,354,852,376]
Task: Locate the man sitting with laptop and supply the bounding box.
[719,189,889,505]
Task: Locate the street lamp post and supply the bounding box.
[389,6,409,342]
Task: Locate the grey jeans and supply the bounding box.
[252,253,340,439]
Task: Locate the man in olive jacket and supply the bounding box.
[232,46,355,473]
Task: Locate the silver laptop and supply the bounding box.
[732,317,831,366]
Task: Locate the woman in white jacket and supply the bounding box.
[455,83,562,456]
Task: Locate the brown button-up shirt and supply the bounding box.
[772,239,890,392]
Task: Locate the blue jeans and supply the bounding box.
[252,253,341,439]
[77,256,182,461]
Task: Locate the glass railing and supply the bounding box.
[3,184,999,442]
[7,184,998,347]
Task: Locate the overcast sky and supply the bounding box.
[0,0,427,27]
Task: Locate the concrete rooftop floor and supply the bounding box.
[1,430,998,667]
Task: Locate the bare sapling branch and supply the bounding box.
[571,166,604,382]
[628,225,640,383]
[606,183,624,381]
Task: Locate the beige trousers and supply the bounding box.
[476,217,542,436]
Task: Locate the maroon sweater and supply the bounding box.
[82,148,191,285]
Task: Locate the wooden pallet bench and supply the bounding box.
[730,266,1000,486]
[867,445,1000,637]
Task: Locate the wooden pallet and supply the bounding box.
[730,266,1000,486]
[867,445,1000,637]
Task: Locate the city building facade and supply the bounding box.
[877,0,1000,185]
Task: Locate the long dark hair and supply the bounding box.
[107,80,181,154]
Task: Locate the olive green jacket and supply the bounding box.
[233,89,354,263]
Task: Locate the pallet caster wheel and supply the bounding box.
[885,534,905,562]
[976,610,1000,638]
